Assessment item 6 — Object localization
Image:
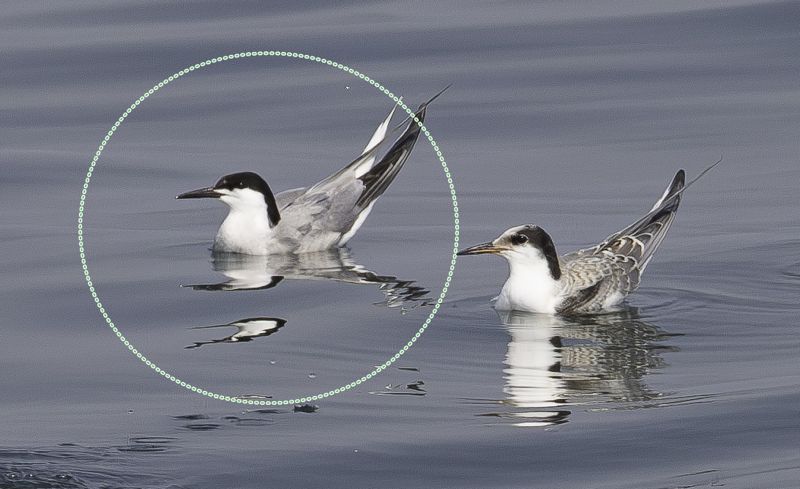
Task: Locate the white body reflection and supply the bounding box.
[494,310,677,427]
[185,248,430,310]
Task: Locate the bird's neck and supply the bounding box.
[214,204,274,255]
[497,256,562,314]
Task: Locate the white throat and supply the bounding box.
[495,250,562,314]
[213,189,274,255]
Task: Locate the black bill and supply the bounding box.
[176,187,220,199]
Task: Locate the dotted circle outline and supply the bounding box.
[77,51,459,405]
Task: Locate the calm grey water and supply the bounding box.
[2,2,799,488]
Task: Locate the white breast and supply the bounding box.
[213,197,273,255]
[494,252,563,314]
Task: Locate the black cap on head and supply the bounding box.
[214,172,281,227]
[511,225,561,280]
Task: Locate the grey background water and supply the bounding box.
[1,1,798,488]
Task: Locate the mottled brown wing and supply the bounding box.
[557,170,686,313]
[558,253,640,313]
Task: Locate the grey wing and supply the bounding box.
[596,157,721,266]
[558,252,639,314]
[557,170,687,313]
[557,280,604,314]
[275,187,307,209]
[354,103,426,209]
[311,99,429,214]
[309,86,446,195]
[589,169,685,273]
[571,169,685,272]
[274,100,431,250]
[558,252,642,314]
[275,180,365,250]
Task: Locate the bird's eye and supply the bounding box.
[510,233,528,245]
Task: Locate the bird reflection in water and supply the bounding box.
[183,249,431,349]
[185,317,287,349]
[485,309,679,427]
[184,248,431,310]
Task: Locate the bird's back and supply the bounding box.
[272,179,375,252]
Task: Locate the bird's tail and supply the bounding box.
[309,87,448,196]
[649,169,685,212]
[631,169,685,270]
[355,104,426,208]
[355,87,448,208]
[595,157,722,271]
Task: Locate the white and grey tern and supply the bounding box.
[458,161,721,315]
[177,91,445,255]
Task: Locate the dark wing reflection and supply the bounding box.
[184,248,431,311]
[185,317,287,349]
[490,309,679,427]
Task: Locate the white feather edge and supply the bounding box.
[353,101,400,178]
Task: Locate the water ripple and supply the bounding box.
[0,442,183,489]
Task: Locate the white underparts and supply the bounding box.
[494,249,562,314]
[213,189,273,255]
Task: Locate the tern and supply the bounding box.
[177,91,444,255]
[458,161,721,315]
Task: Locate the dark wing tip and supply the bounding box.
[355,101,428,208]
[388,86,448,133]
[419,84,451,110]
[666,169,686,199]
[409,85,450,120]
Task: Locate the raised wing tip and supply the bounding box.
[386,86,450,132]
[673,169,686,190]
[685,156,723,188]
[417,84,451,111]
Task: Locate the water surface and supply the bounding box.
[1,2,799,488]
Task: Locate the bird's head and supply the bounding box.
[457,224,561,280]
[177,171,281,227]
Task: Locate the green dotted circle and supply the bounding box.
[77,51,459,405]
